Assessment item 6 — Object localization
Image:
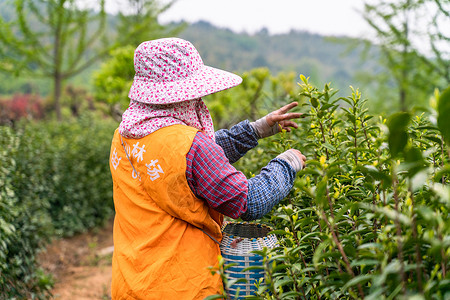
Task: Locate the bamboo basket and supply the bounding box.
[220,222,278,299]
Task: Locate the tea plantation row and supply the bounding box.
[0,113,117,299]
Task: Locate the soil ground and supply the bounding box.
[38,219,114,300]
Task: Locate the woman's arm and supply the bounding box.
[241,158,296,220]
[187,131,302,220]
[214,120,259,164]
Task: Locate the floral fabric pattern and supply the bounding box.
[119,98,215,139]
[120,37,243,139]
[128,38,242,104]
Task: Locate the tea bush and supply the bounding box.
[0,112,117,298]
[0,126,54,299]
[232,78,450,299]
[11,113,117,236]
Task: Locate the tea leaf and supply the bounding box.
[315,177,328,207]
[342,274,373,291]
[274,278,294,290]
[387,112,411,157]
[323,142,336,152]
[437,87,450,146]
[422,135,442,145]
[203,295,226,300]
[434,165,450,182]
[313,239,331,268]
[359,203,411,225]
[350,259,380,268]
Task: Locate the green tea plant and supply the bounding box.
[10,113,117,236]
[233,77,449,299]
[0,112,118,298]
[0,126,53,299]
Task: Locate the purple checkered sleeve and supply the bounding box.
[186,131,248,219]
[186,121,297,220]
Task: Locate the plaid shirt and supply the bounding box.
[186,120,297,220]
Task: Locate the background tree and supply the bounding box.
[93,45,135,120]
[91,0,185,120]
[114,0,185,47]
[0,0,181,120]
[362,0,449,111]
[416,0,450,85]
[0,0,111,120]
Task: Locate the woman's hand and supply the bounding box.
[266,102,303,132]
[276,149,307,172]
[250,101,303,138]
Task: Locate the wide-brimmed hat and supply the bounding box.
[128,38,242,104]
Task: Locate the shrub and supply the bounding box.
[0,112,118,298]
[13,113,117,236]
[0,126,53,299]
[0,93,45,125]
[232,78,450,299]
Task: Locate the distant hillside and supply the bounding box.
[176,21,382,93]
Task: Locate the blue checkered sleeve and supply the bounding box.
[214,120,259,164]
[241,158,297,221]
[187,131,249,219]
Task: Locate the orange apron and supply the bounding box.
[109,124,223,299]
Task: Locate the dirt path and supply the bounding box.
[38,219,114,300]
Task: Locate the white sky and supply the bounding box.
[157,0,371,38]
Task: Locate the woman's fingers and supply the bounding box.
[268,112,303,126]
[276,102,298,114]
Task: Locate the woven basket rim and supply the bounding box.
[222,222,273,239]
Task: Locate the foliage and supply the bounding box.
[15,114,117,235]
[93,45,136,116]
[0,0,179,120]
[115,0,185,48]
[205,68,300,129]
[229,77,450,299]
[61,85,97,118]
[0,0,111,120]
[0,126,53,299]
[437,87,450,146]
[0,113,118,298]
[0,71,52,96]
[0,93,45,125]
[362,0,450,111]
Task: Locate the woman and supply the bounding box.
[109,37,306,299]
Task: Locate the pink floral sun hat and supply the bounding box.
[128,37,242,104]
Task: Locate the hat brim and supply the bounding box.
[128,65,242,104]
